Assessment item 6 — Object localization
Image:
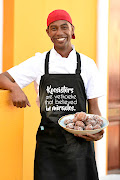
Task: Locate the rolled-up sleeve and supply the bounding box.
[86,61,105,100]
[7,54,44,89]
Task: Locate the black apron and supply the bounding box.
[34,51,99,180]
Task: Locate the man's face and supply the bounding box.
[46,20,74,50]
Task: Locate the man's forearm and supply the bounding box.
[0,72,16,91]
[0,72,31,108]
[88,98,101,116]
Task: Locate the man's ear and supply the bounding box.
[46,28,49,36]
[72,25,75,34]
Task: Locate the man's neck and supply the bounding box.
[54,46,73,58]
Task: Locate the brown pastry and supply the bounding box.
[64,119,73,125]
[89,120,97,126]
[75,121,85,129]
[66,123,74,129]
[93,124,101,130]
[74,126,83,131]
[97,119,103,126]
[76,112,87,122]
[85,124,93,130]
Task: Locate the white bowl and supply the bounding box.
[58,114,109,135]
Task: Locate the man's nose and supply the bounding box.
[56,27,64,36]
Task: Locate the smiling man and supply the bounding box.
[0,9,104,180]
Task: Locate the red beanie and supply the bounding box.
[47,9,75,39]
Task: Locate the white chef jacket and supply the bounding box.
[7,46,104,106]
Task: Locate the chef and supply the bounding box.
[0,9,104,180]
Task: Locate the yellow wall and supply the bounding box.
[3,0,14,71]
[0,90,24,180]
[14,0,97,63]
[1,0,97,180]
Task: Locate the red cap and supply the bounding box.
[47,9,75,39]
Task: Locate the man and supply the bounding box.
[0,9,104,180]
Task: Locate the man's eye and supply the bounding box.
[51,27,56,31]
[62,26,68,29]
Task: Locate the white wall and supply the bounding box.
[96,0,109,178]
[0,0,3,73]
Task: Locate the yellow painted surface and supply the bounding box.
[22,84,40,180]
[0,90,24,180]
[14,0,97,64]
[3,0,14,71]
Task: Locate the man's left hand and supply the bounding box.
[74,130,104,141]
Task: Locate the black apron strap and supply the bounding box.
[45,50,81,74]
[75,52,81,74]
[45,51,51,74]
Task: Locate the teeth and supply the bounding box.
[57,38,65,41]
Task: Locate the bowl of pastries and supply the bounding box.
[58,112,109,135]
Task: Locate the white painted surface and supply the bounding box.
[96,0,109,178]
[0,0,3,73]
[100,175,120,180]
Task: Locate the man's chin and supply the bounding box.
[54,42,68,49]
[54,45,66,50]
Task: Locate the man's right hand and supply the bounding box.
[10,84,31,108]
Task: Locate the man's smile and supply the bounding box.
[54,37,67,43]
[56,38,66,41]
